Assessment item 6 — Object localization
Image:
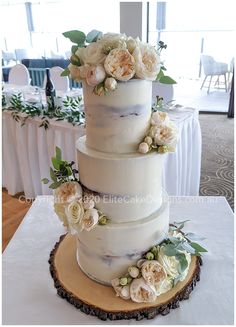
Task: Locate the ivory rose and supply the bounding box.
[99,33,127,52]
[66,199,84,225]
[86,65,106,86]
[133,43,161,80]
[82,208,99,231]
[130,277,156,303]
[104,49,135,81]
[76,42,106,65]
[158,246,191,281]
[54,181,82,204]
[153,124,178,146]
[141,260,167,287]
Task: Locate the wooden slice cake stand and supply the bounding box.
[49,234,202,321]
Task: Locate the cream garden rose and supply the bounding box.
[76,42,106,65]
[111,278,131,300]
[54,181,83,204]
[130,277,156,303]
[133,42,161,80]
[86,65,106,86]
[153,124,178,146]
[104,48,135,81]
[141,260,167,287]
[98,33,127,52]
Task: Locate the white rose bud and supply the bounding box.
[144,136,153,146]
[141,260,167,288]
[82,208,99,231]
[130,277,156,303]
[83,199,95,210]
[136,259,146,268]
[104,77,117,91]
[128,266,140,278]
[111,278,131,300]
[151,111,170,127]
[86,65,106,87]
[138,142,149,154]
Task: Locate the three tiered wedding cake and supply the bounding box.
[48,31,205,310]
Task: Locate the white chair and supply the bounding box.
[8,64,31,86]
[49,66,70,93]
[2,50,16,65]
[15,49,30,62]
[200,55,228,93]
[152,81,174,105]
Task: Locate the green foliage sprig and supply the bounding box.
[42,146,79,189]
[156,40,177,85]
[143,220,207,274]
[2,93,84,129]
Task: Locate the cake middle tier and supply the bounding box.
[77,136,163,223]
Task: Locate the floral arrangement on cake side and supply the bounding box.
[62,29,176,96]
[111,221,207,303]
[138,110,178,154]
[42,147,108,233]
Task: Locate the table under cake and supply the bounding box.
[2,196,233,325]
[3,107,201,199]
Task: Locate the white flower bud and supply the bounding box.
[144,136,153,145]
[128,266,140,278]
[138,142,149,154]
[83,199,95,210]
[82,208,99,231]
[104,77,117,91]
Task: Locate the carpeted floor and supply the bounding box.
[199,114,234,210]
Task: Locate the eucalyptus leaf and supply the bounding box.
[190,242,208,253]
[162,244,179,256]
[63,30,86,45]
[86,29,103,43]
[156,69,164,81]
[52,157,60,170]
[61,68,70,77]
[175,253,188,272]
[71,45,78,54]
[55,146,62,161]
[185,232,206,241]
[159,75,177,84]
[49,181,62,189]
[50,167,57,182]
[180,241,196,254]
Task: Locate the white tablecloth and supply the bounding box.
[2,196,233,325]
[2,107,201,198]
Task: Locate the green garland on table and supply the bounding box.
[2,93,85,130]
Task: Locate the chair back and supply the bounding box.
[49,66,70,92]
[201,55,215,75]
[8,64,31,86]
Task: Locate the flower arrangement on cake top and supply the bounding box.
[62,29,176,96]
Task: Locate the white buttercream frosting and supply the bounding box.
[82,79,152,154]
[77,136,163,222]
[76,196,169,285]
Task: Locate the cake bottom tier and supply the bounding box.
[76,196,169,285]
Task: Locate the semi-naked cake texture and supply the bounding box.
[83,79,152,154]
[76,80,169,284]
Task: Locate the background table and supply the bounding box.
[2,106,201,198]
[2,196,233,325]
